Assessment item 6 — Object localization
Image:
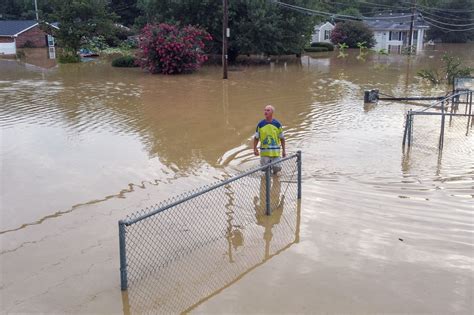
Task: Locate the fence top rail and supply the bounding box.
[120,151,300,226]
[417,90,472,113]
[411,112,474,117]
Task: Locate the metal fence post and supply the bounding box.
[439,101,445,150]
[119,220,128,291]
[470,91,473,127]
[265,166,271,215]
[297,150,302,199]
[402,111,409,146]
[407,110,413,147]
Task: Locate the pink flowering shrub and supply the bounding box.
[137,23,212,74]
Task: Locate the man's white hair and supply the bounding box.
[265,105,275,112]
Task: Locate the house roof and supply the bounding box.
[363,13,429,31]
[314,22,334,30]
[0,20,58,37]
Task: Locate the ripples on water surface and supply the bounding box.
[0,45,473,313]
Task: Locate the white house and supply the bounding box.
[363,13,429,53]
[311,22,334,43]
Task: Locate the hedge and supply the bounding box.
[310,42,334,51]
[112,55,138,67]
[304,47,329,53]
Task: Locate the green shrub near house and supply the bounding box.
[304,47,329,53]
[112,55,139,67]
[310,42,334,51]
[58,52,81,63]
[330,21,375,49]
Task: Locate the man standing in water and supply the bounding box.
[253,105,286,173]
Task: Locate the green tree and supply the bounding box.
[110,0,142,27]
[45,0,117,60]
[0,0,56,20]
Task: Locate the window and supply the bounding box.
[324,29,331,40]
[389,31,401,41]
[47,35,55,47]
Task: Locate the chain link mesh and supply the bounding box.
[120,155,300,313]
[409,99,473,151]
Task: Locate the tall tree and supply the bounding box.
[46,0,117,56]
[0,0,55,20]
[110,0,142,26]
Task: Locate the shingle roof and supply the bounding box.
[363,13,429,31]
[0,20,38,36]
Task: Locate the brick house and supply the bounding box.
[0,20,58,55]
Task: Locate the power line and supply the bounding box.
[424,19,474,31]
[275,1,474,33]
[423,15,474,27]
[417,8,474,22]
[399,0,474,13]
[274,1,416,20]
[275,1,360,20]
[319,0,411,16]
[352,0,405,9]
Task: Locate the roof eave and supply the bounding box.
[13,22,39,37]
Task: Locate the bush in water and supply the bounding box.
[112,55,139,67]
[417,53,472,85]
[310,42,334,51]
[330,21,375,49]
[304,47,329,53]
[58,52,81,63]
[137,23,212,74]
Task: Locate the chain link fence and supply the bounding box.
[118,152,301,312]
[403,91,473,151]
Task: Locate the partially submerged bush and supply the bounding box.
[304,47,329,53]
[112,55,138,67]
[330,21,375,48]
[58,52,81,63]
[417,53,472,85]
[137,23,212,74]
[310,42,334,51]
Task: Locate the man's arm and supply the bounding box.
[281,138,286,157]
[253,137,259,156]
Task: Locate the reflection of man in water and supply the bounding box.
[253,176,285,259]
[253,105,286,174]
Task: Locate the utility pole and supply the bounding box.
[222,0,229,79]
[408,0,416,49]
[34,0,39,21]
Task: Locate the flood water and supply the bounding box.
[1,44,473,313]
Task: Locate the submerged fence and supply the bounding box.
[403,90,474,150]
[118,151,302,293]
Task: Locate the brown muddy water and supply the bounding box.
[1,44,473,314]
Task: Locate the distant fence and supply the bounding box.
[119,151,302,291]
[403,90,473,150]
